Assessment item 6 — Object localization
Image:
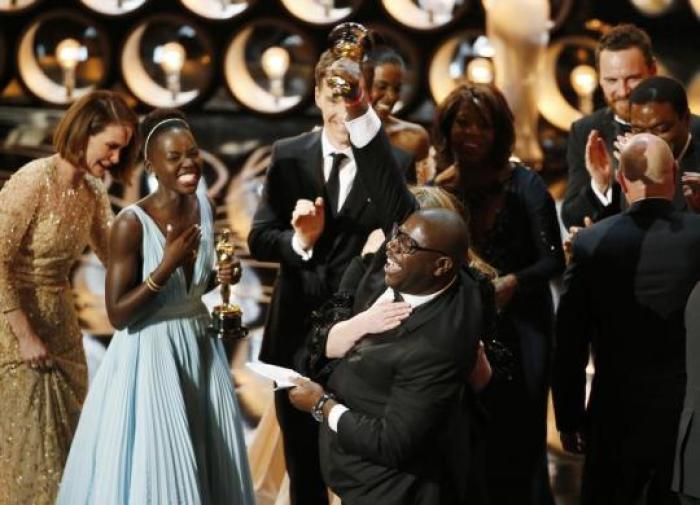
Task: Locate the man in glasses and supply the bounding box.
[289,208,486,505]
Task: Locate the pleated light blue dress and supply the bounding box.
[57,188,255,505]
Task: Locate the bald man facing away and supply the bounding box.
[553,134,700,505]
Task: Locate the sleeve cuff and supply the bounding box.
[345,107,382,149]
[291,233,313,261]
[590,179,612,206]
[328,403,349,432]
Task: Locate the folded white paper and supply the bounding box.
[246,362,302,389]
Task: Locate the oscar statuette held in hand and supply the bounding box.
[208,229,248,340]
[325,22,373,98]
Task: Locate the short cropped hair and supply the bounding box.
[630,76,689,119]
[595,24,654,69]
[53,90,139,183]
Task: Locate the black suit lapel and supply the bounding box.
[302,131,324,198]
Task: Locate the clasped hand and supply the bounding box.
[161,223,201,273]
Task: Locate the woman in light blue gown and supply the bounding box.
[57,108,255,505]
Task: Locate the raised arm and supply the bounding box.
[329,58,418,232]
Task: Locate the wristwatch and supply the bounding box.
[311,392,335,423]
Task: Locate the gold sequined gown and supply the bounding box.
[0,156,112,505]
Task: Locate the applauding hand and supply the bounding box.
[292,197,325,251]
[585,130,613,195]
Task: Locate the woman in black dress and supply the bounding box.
[433,83,565,505]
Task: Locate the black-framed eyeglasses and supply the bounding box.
[388,223,450,257]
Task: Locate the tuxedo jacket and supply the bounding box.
[553,199,700,436]
[248,129,413,367]
[674,281,700,498]
[561,108,700,228]
[320,267,484,505]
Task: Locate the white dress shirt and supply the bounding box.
[291,108,383,259]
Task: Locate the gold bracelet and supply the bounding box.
[145,273,163,292]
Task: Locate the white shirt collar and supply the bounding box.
[396,276,457,309]
[321,127,353,160]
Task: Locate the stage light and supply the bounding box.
[570,64,597,114]
[154,42,186,101]
[79,0,148,16]
[630,0,675,16]
[279,0,359,25]
[16,10,109,105]
[179,0,253,20]
[466,57,494,84]
[224,20,316,115]
[261,46,290,101]
[418,0,457,25]
[381,0,468,30]
[56,38,87,99]
[120,15,214,108]
[472,35,495,58]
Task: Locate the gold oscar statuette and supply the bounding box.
[208,229,248,340]
[326,22,373,97]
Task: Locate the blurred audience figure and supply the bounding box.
[554,134,700,505]
[364,46,432,184]
[561,24,656,228]
[432,83,564,505]
[0,90,138,505]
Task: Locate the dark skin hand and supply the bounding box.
[288,378,338,419]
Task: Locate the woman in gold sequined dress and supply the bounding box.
[0,91,139,505]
